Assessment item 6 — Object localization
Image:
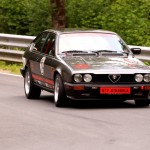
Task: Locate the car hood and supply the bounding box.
[62,55,150,73]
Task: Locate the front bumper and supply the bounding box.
[64,83,150,100]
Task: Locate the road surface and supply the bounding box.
[0,72,150,150]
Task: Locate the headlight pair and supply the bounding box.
[135,74,150,82]
[74,74,92,82]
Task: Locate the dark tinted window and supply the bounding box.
[42,33,56,56]
[33,32,49,52]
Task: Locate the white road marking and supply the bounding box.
[0,72,22,77]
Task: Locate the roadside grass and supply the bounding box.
[144,62,150,66]
[0,61,22,75]
[0,46,25,51]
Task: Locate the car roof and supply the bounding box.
[44,28,117,35]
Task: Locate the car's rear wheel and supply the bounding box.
[54,74,68,107]
[24,68,41,99]
[134,100,150,107]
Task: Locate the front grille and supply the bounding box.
[92,74,135,84]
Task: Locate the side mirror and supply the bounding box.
[130,48,141,55]
[29,43,37,51]
[32,46,37,51]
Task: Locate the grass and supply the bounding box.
[0,46,25,51]
[0,61,22,75]
[144,62,150,66]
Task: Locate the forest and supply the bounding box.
[0,0,150,46]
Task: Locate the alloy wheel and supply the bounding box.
[25,71,30,95]
[54,77,59,103]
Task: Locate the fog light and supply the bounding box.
[144,86,150,90]
[74,86,85,90]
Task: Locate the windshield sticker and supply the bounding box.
[40,57,46,75]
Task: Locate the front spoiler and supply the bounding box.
[64,82,150,100]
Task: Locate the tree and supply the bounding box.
[50,0,66,29]
[0,0,51,35]
[0,0,29,34]
[0,0,150,46]
[66,0,150,46]
[27,0,51,35]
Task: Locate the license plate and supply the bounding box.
[100,87,130,94]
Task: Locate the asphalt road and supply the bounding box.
[0,73,150,150]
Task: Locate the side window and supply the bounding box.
[33,32,49,52]
[42,33,56,56]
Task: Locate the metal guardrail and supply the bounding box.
[0,49,24,63]
[0,33,35,63]
[0,33,150,63]
[0,33,35,48]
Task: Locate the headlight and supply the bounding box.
[144,74,150,82]
[74,74,82,82]
[83,74,92,82]
[135,74,143,82]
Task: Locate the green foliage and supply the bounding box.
[0,61,22,74]
[66,0,150,46]
[66,0,104,29]
[26,0,51,35]
[0,0,29,34]
[0,0,51,35]
[0,0,150,46]
[144,62,150,66]
[102,0,150,46]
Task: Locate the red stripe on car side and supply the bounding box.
[44,78,54,85]
[32,74,43,82]
[32,74,54,85]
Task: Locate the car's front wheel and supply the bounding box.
[24,68,41,99]
[54,74,68,107]
[134,100,150,107]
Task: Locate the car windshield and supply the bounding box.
[58,33,129,54]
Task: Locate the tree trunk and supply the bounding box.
[50,0,66,29]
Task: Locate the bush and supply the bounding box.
[66,0,150,46]
[0,0,150,46]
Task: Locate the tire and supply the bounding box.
[134,100,150,107]
[24,68,41,99]
[54,74,68,107]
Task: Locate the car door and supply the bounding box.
[40,32,56,90]
[28,32,49,85]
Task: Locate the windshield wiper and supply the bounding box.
[89,50,129,57]
[93,50,118,53]
[61,50,88,53]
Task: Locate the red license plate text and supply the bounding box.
[100,87,130,94]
